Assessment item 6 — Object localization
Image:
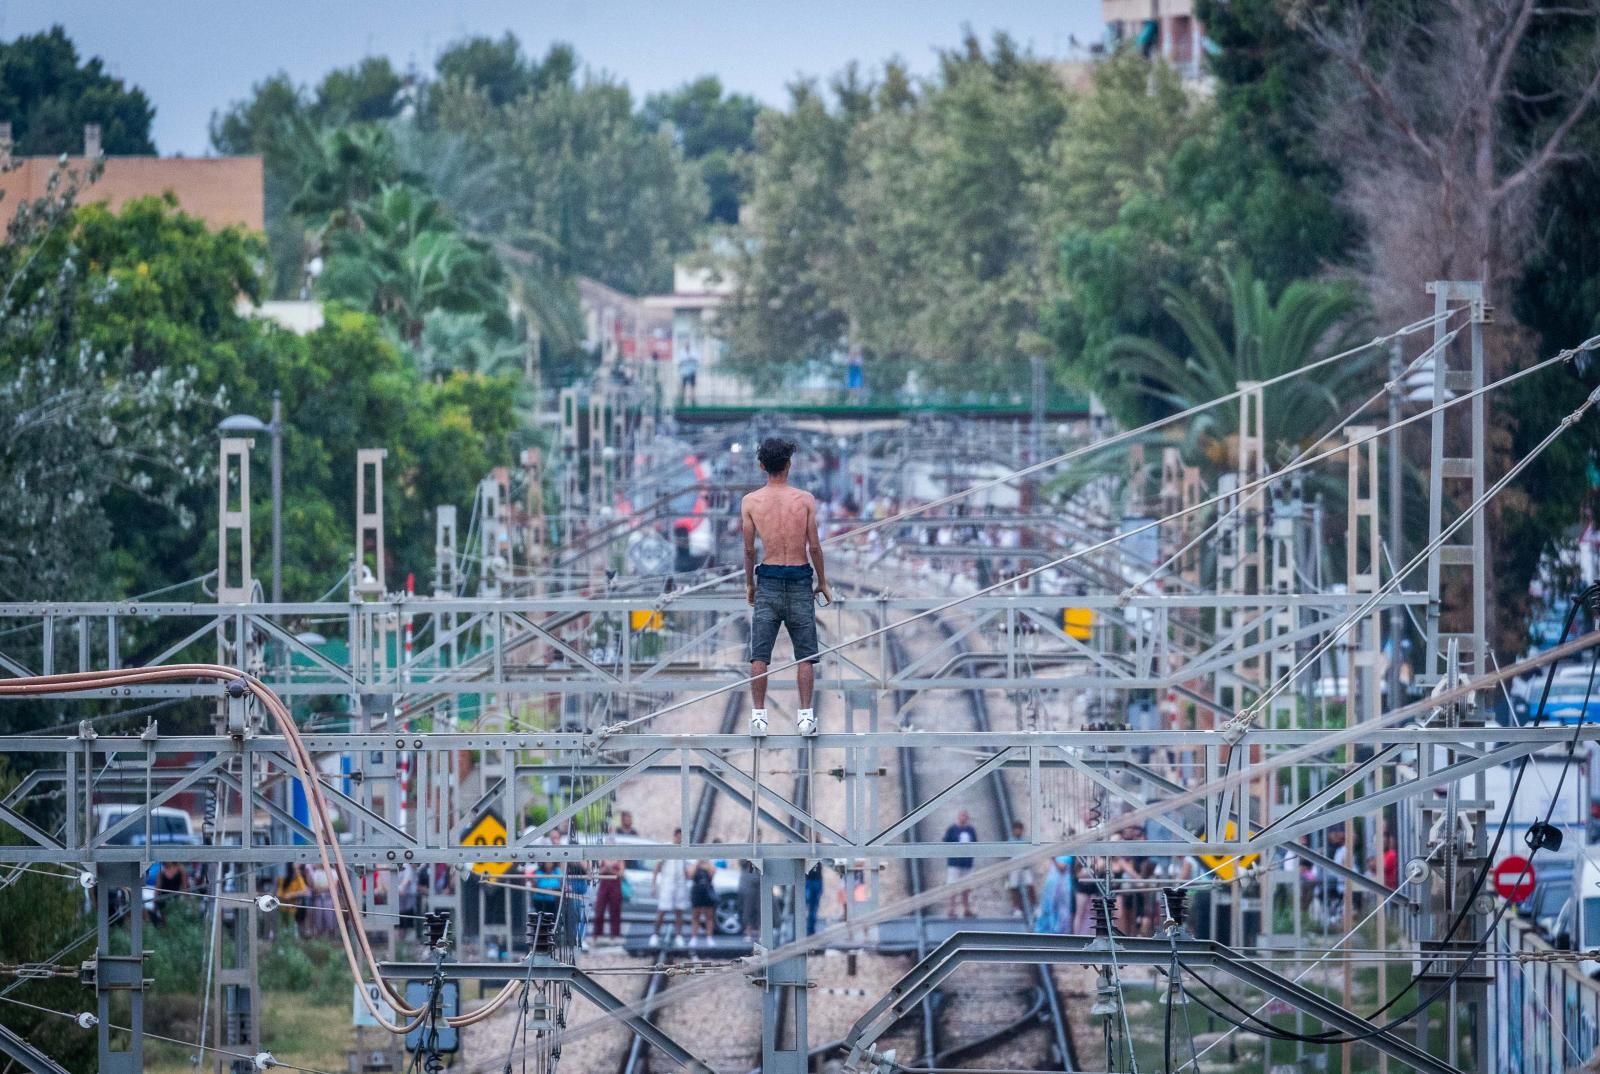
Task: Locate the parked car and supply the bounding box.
[92,804,200,847]
[1518,853,1575,943]
[89,805,199,915]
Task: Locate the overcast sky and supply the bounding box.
[0,1,1105,156]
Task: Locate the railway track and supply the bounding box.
[618,689,745,1074]
[885,607,1078,1072]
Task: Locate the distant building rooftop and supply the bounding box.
[0,124,263,233]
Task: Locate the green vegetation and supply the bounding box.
[0,26,154,155]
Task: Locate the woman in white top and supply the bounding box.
[651,827,691,948]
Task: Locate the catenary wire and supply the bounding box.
[660,308,1459,607]
[606,341,1598,740]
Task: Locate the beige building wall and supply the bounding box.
[0,155,264,232]
[1101,0,1205,76]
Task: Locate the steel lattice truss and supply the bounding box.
[0,591,1427,698]
[0,723,1578,870]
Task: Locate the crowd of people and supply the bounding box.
[937,812,1384,941]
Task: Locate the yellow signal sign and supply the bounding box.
[630,609,664,632]
[1062,608,1094,642]
[1197,821,1259,883]
[462,810,511,876]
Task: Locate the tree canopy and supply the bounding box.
[0,25,155,154]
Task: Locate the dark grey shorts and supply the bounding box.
[750,574,820,664]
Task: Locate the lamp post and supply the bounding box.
[217,391,283,604]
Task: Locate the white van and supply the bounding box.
[92,804,198,847]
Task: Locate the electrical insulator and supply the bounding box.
[425,910,451,949]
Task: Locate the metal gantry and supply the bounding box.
[0,280,1574,1074]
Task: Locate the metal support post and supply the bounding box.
[587,391,607,516]
[94,861,145,1074]
[1343,425,1382,1074]
[355,448,388,598]
[1422,280,1488,684]
[760,856,809,1074]
[217,438,254,603]
[1388,344,1406,709]
[270,392,282,606]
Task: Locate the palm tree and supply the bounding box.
[389,123,582,357]
[318,183,507,344]
[1099,266,1372,478]
[415,310,526,379]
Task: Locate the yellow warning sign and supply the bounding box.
[1197,821,1259,883]
[1062,608,1094,642]
[630,609,664,632]
[462,810,511,876]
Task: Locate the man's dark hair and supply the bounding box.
[757,437,796,475]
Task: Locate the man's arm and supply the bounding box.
[741,495,757,605]
[807,495,832,602]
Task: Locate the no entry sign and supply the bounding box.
[1493,855,1536,902]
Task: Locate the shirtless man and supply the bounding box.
[742,437,833,736]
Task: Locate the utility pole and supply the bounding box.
[271,391,282,606]
[1387,345,1404,710]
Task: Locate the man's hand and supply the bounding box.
[815,579,834,606]
[747,582,756,606]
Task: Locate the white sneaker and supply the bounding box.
[672,934,686,949]
[750,709,769,737]
[647,933,660,948]
[689,935,701,948]
[797,709,818,737]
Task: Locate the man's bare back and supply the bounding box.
[741,485,814,566]
[742,435,830,737]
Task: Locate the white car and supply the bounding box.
[93,804,198,847]
[90,805,199,914]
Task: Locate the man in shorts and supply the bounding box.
[742,437,833,737]
[1005,820,1037,918]
[944,810,978,917]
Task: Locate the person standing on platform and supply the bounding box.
[651,828,691,949]
[1005,820,1037,918]
[688,858,717,947]
[594,852,625,944]
[678,345,699,406]
[944,810,978,917]
[805,861,825,936]
[742,437,833,737]
[1036,857,1074,933]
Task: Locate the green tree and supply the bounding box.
[0,762,94,1071]
[0,25,155,155]
[432,35,575,110]
[490,76,706,295]
[720,79,860,390]
[0,180,518,607]
[1098,267,1369,476]
[0,174,217,601]
[1046,51,1344,416]
[313,56,405,124]
[287,123,402,230]
[726,36,1072,395]
[318,182,510,345]
[642,76,763,224]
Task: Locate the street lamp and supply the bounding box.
[217,391,283,604]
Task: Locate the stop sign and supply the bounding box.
[1493,855,1537,902]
